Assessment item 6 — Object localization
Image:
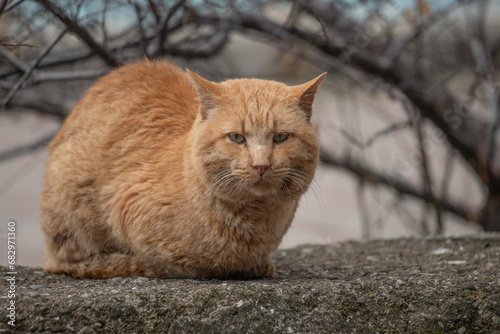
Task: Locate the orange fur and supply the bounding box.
[39,60,326,279]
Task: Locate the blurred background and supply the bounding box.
[1,0,499,267]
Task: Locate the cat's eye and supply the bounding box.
[228,133,246,144]
[273,133,289,143]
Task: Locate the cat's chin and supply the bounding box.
[249,179,275,197]
[253,178,269,187]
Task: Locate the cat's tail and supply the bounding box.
[45,253,156,279]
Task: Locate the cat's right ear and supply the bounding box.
[186,69,220,120]
[293,72,327,121]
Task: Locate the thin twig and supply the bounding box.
[380,0,471,67]
[0,0,8,15]
[100,0,110,50]
[486,95,500,179]
[440,146,455,224]
[364,121,413,148]
[33,68,109,83]
[357,180,371,238]
[0,43,36,48]
[0,132,56,163]
[0,46,31,72]
[414,111,441,234]
[319,150,474,222]
[132,1,148,56]
[4,0,23,11]
[157,0,186,55]
[34,0,118,67]
[328,120,412,149]
[1,29,67,111]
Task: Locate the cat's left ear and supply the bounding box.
[293,73,327,120]
[186,69,221,120]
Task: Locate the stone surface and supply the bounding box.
[1,234,500,333]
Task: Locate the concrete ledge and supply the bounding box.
[2,234,500,333]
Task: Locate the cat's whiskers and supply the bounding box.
[212,170,231,185]
[221,170,244,195]
[207,171,225,195]
[210,170,237,194]
[228,178,246,198]
[289,168,324,213]
[286,170,308,191]
[282,178,292,199]
[209,170,240,193]
[279,179,292,199]
[309,179,324,212]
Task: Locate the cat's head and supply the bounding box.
[187,70,326,202]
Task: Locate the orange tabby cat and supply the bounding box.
[39,60,325,279]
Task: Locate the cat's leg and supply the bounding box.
[253,259,276,278]
[40,207,153,278]
[224,260,276,279]
[45,253,156,278]
[41,208,94,274]
[42,218,157,278]
[236,259,275,279]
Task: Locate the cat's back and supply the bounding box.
[50,60,198,150]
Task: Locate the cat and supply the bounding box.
[39,59,326,279]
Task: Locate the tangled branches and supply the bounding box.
[1,0,499,232]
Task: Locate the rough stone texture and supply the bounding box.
[2,234,500,333]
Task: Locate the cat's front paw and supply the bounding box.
[254,260,276,278]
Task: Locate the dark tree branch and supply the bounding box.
[8,97,68,119]
[328,120,413,149]
[0,43,35,48]
[380,1,469,67]
[0,46,30,72]
[414,111,442,233]
[157,0,186,55]
[224,10,483,176]
[0,49,95,79]
[319,150,474,223]
[34,0,118,67]
[33,68,109,83]
[4,0,23,11]
[0,133,56,163]
[1,29,67,110]
[2,0,498,231]
[0,0,8,15]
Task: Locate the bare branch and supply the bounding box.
[0,46,30,72]
[1,29,67,111]
[380,1,469,67]
[356,180,371,238]
[34,0,118,67]
[2,0,498,230]
[0,132,56,163]
[157,0,186,55]
[99,0,110,50]
[328,120,413,149]
[0,43,36,48]
[486,95,500,179]
[364,121,413,148]
[319,150,474,223]
[414,111,442,233]
[132,1,149,56]
[8,98,67,119]
[0,0,7,15]
[33,68,109,83]
[4,0,23,12]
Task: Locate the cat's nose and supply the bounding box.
[253,165,269,176]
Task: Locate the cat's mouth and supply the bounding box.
[253,178,270,187]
